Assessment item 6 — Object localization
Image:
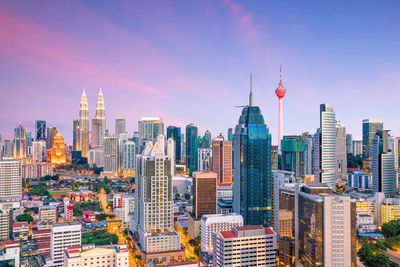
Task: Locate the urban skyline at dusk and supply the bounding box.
[1,1,400,144]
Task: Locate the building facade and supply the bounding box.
[167,126,181,163]
[138,117,164,152]
[363,119,384,174]
[50,223,81,267]
[186,124,198,174]
[79,90,89,158]
[212,136,232,184]
[193,171,217,218]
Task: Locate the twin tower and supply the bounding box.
[76,89,106,157]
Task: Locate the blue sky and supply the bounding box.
[1,0,399,144]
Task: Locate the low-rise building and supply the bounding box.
[0,241,20,266]
[39,205,58,224]
[22,163,53,179]
[213,225,277,267]
[0,209,12,241]
[356,214,376,234]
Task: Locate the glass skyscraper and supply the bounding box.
[166,126,181,163]
[362,119,383,174]
[232,89,272,227]
[186,123,198,175]
[35,120,46,141]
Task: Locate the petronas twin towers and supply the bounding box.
[77,89,106,157]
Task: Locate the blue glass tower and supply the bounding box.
[35,120,46,141]
[233,77,273,227]
[167,126,181,163]
[186,124,198,174]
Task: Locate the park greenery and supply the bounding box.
[95,213,116,221]
[358,219,400,267]
[188,236,201,256]
[16,214,33,223]
[73,201,102,217]
[82,229,118,246]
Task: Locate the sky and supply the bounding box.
[1,0,400,145]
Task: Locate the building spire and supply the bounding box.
[249,72,253,106]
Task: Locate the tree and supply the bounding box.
[82,229,119,245]
[347,153,363,169]
[175,193,181,200]
[184,193,191,200]
[16,214,33,222]
[95,213,116,221]
[194,247,201,256]
[365,252,391,267]
[104,176,111,185]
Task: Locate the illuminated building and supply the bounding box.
[13,123,26,159]
[372,130,395,196]
[115,117,126,135]
[132,138,183,265]
[363,119,383,174]
[336,121,347,181]
[275,67,286,151]
[47,132,67,167]
[211,135,232,184]
[200,213,243,253]
[73,118,80,151]
[167,126,181,163]
[186,123,198,174]
[95,88,106,148]
[35,120,46,141]
[233,75,273,227]
[213,225,277,267]
[79,89,89,158]
[138,117,163,151]
[381,198,400,225]
[32,141,43,162]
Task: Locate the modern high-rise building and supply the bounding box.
[353,140,362,156]
[275,67,287,151]
[166,138,176,176]
[315,104,336,186]
[122,141,135,177]
[39,205,58,224]
[271,145,279,170]
[198,147,212,171]
[205,130,211,142]
[346,134,353,154]
[3,139,13,158]
[0,160,22,202]
[213,225,277,267]
[13,123,26,159]
[50,222,81,267]
[89,148,104,167]
[32,141,43,162]
[91,119,101,149]
[166,126,181,163]
[193,171,217,218]
[233,83,272,227]
[73,119,80,151]
[35,120,47,141]
[46,126,57,149]
[79,89,89,158]
[103,136,119,177]
[186,123,198,174]
[138,117,163,152]
[296,184,356,266]
[25,131,32,149]
[0,209,12,241]
[281,135,305,178]
[200,213,243,253]
[372,130,395,197]
[212,135,233,184]
[363,119,384,174]
[304,133,313,175]
[95,88,106,147]
[335,121,347,181]
[227,128,233,142]
[133,139,182,263]
[115,117,126,135]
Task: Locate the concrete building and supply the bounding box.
[138,117,163,152]
[122,141,135,177]
[348,171,372,190]
[0,160,22,202]
[357,214,376,234]
[89,148,104,167]
[211,136,232,184]
[198,148,212,172]
[0,241,20,266]
[213,225,277,267]
[193,171,217,218]
[103,136,119,177]
[22,163,53,179]
[64,244,129,267]
[115,117,126,135]
[50,222,81,267]
[380,198,400,225]
[200,213,243,253]
[0,209,12,241]
[166,138,176,176]
[39,205,58,224]
[335,121,347,181]
[352,140,362,156]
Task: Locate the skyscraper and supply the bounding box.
[166,138,175,176]
[35,120,46,141]
[103,136,119,177]
[0,160,22,202]
[72,119,80,151]
[47,132,67,167]
[138,117,163,152]
[133,138,182,262]
[372,130,395,196]
[115,117,126,135]
[346,134,353,154]
[303,133,313,175]
[315,104,336,186]
[122,141,135,177]
[335,121,347,180]
[91,119,101,148]
[50,223,81,267]
[46,127,57,149]
[212,135,233,184]
[186,123,198,174]
[95,88,106,147]
[363,119,384,174]
[193,171,217,218]
[25,131,32,152]
[79,89,89,158]
[233,78,273,227]
[13,123,26,159]
[167,126,181,163]
[275,67,286,151]
[281,135,305,178]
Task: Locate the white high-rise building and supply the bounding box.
[122,141,135,171]
[200,213,243,253]
[89,148,104,167]
[166,138,175,176]
[0,160,22,202]
[50,222,81,267]
[122,194,134,228]
[318,104,336,186]
[335,121,347,180]
[198,148,212,171]
[133,139,181,253]
[115,117,126,135]
[32,141,43,162]
[79,89,89,158]
[352,140,363,156]
[138,117,163,151]
[103,136,119,177]
[213,225,277,267]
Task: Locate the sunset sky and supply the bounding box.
[1,0,400,144]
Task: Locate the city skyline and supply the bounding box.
[1,1,400,144]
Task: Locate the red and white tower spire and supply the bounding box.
[275,65,286,152]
